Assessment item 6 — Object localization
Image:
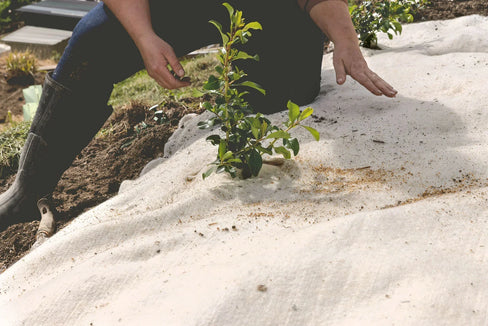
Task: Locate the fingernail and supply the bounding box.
[337,78,344,84]
[178,69,185,77]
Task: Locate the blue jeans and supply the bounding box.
[52,0,325,114]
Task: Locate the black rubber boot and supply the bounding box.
[0,73,112,232]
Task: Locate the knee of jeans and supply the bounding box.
[54,3,131,86]
[71,3,115,40]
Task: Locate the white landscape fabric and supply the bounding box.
[1,15,488,325]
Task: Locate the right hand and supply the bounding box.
[136,33,191,90]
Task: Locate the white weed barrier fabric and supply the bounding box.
[2,15,488,325]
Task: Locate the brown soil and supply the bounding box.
[0,56,53,124]
[0,94,203,272]
[0,1,487,272]
[416,0,488,21]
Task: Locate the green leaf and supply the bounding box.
[237,81,266,95]
[202,166,216,179]
[222,151,234,161]
[260,120,269,137]
[249,149,263,176]
[392,21,402,34]
[266,130,290,139]
[203,75,220,90]
[192,89,205,97]
[249,116,261,129]
[215,65,223,75]
[251,125,260,139]
[218,141,227,160]
[257,145,273,155]
[287,138,300,156]
[234,9,243,27]
[287,100,300,123]
[299,107,314,121]
[301,125,320,141]
[243,22,262,31]
[222,2,235,19]
[234,51,258,61]
[209,20,229,44]
[201,101,213,111]
[206,134,221,145]
[274,146,291,159]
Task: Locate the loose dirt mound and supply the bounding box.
[0,99,203,271]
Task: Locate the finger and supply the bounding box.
[159,67,191,89]
[163,44,185,78]
[367,71,397,97]
[153,74,190,90]
[147,65,171,89]
[353,72,383,96]
[148,62,190,90]
[333,57,347,85]
[170,70,192,83]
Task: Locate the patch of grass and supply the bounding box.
[109,53,218,108]
[6,51,37,79]
[0,121,30,178]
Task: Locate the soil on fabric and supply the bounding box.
[0,0,487,271]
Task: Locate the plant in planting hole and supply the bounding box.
[198,3,319,179]
[349,0,428,48]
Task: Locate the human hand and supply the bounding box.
[333,43,397,97]
[136,33,191,89]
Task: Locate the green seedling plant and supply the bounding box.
[349,0,428,48]
[198,3,319,179]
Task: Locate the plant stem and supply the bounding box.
[222,31,236,143]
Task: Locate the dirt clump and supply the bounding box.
[0,99,203,271]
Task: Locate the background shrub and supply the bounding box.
[0,0,38,34]
[349,0,428,48]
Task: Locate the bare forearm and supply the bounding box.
[309,1,358,47]
[103,0,155,48]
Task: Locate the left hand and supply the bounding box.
[309,1,398,98]
[333,43,397,97]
